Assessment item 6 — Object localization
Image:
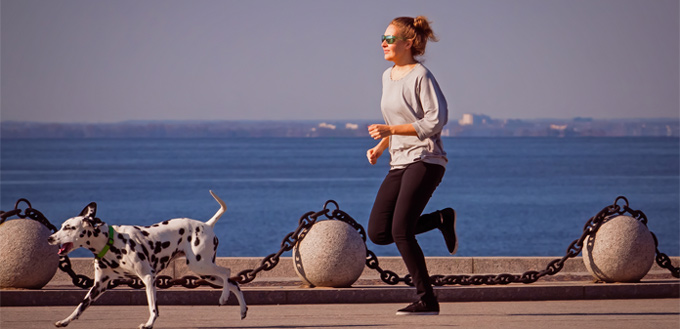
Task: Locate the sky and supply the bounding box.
[1,0,678,123]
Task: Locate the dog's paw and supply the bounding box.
[54,320,69,327]
[138,324,153,329]
[241,306,248,320]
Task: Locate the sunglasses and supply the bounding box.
[381,35,406,44]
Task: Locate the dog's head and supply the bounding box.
[47,202,105,256]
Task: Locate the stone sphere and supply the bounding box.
[293,220,366,287]
[582,215,655,283]
[0,219,59,289]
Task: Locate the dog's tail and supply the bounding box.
[206,190,227,228]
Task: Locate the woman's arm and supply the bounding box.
[368,123,417,140]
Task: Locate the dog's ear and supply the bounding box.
[79,202,97,218]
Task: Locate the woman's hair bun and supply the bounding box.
[390,15,438,57]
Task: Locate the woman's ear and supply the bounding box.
[404,38,413,50]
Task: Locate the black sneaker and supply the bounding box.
[396,300,440,315]
[439,208,458,255]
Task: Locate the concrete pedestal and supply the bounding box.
[293,220,366,287]
[582,215,655,282]
[0,219,59,289]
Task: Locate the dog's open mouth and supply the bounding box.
[58,242,73,255]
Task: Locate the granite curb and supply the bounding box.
[2,280,678,307]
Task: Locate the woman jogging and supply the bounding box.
[366,15,457,316]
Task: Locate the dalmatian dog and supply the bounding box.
[47,191,247,329]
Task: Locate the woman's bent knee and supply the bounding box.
[368,230,393,245]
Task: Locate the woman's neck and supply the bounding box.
[392,57,417,67]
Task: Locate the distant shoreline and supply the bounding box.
[1,117,678,139]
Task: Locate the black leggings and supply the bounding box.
[368,161,445,302]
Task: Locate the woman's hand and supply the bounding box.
[368,124,392,140]
[366,147,383,165]
[366,137,390,165]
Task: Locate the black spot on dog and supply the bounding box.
[194,236,200,247]
[88,248,97,252]
[87,230,92,237]
[154,242,162,254]
[196,227,200,233]
[129,240,136,249]
[96,259,107,269]
[141,245,149,258]
[160,256,169,265]
[117,234,127,243]
[109,260,119,268]
[80,231,86,238]
[196,254,202,262]
[186,259,190,265]
[187,236,192,242]
[141,230,150,237]
[152,223,159,227]
[161,241,170,249]
[138,252,146,261]
[177,237,182,245]
[179,228,185,235]
[134,226,142,231]
[93,228,100,237]
[101,275,109,282]
[86,241,91,245]
[162,221,169,225]
[121,249,127,255]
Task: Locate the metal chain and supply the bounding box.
[2,196,677,291]
[231,204,333,284]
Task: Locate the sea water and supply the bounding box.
[1,137,678,258]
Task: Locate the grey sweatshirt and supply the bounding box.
[380,63,448,169]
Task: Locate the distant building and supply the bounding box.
[318,122,336,130]
[459,114,474,126]
[458,113,492,126]
[345,123,359,130]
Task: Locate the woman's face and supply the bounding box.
[382,24,412,63]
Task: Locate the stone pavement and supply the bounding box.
[2,299,679,329]
[1,257,678,328]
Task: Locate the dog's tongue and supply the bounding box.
[58,242,73,255]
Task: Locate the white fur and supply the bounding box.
[47,191,247,329]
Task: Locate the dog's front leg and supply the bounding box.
[139,274,158,329]
[55,277,110,327]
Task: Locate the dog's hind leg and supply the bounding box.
[188,261,248,320]
[139,274,159,329]
[55,274,111,327]
[226,278,248,320]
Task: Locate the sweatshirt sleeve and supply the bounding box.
[411,73,448,140]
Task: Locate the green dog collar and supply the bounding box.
[96,226,115,260]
